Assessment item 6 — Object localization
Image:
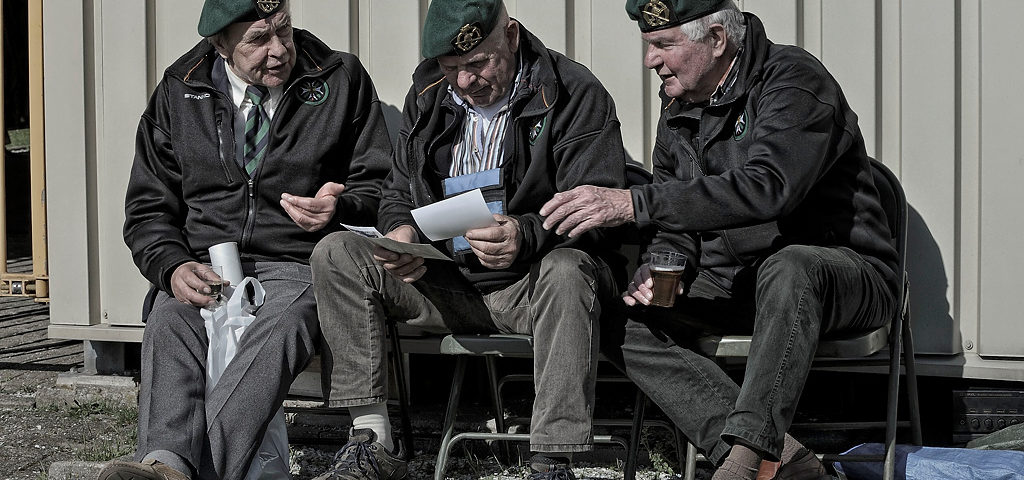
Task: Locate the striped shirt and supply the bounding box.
[448,59,524,177]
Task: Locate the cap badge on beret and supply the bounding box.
[452,23,485,55]
[256,0,281,15]
[642,0,672,28]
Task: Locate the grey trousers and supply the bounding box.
[136,261,319,480]
[616,245,895,464]
[311,231,617,453]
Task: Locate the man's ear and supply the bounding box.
[208,33,230,59]
[506,19,520,55]
[708,24,728,58]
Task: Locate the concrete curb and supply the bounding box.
[35,372,138,411]
[47,460,105,480]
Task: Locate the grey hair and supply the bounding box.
[679,1,746,47]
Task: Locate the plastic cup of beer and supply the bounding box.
[649,251,686,307]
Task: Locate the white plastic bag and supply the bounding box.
[202,277,291,479]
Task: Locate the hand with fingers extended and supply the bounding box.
[374,225,427,283]
[465,214,521,270]
[281,182,346,232]
[622,263,684,306]
[170,261,227,308]
[540,185,634,237]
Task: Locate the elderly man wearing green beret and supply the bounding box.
[100,0,392,479]
[541,0,898,479]
[310,0,627,479]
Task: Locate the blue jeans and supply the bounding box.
[615,245,895,464]
[311,232,618,453]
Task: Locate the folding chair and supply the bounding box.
[633,158,921,480]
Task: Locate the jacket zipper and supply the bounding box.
[241,178,256,249]
[215,118,235,183]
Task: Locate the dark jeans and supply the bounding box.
[615,245,894,464]
[311,232,618,453]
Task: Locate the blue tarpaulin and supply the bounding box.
[834,443,1024,479]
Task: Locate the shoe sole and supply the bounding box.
[97,462,163,480]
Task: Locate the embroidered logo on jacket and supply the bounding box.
[734,109,748,141]
[297,79,329,105]
[529,117,547,145]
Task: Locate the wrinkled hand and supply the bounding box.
[373,225,426,283]
[170,261,224,308]
[465,214,521,270]
[622,263,683,306]
[281,182,346,232]
[540,185,634,237]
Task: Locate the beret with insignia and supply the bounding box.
[421,0,503,58]
[198,0,285,37]
[625,0,728,32]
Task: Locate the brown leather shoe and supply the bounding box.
[97,458,190,480]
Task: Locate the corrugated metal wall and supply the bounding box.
[42,0,1024,378]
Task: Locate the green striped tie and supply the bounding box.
[243,85,270,176]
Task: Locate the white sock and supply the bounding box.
[349,402,394,452]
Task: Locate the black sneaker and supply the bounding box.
[313,428,407,480]
[528,455,577,480]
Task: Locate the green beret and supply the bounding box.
[198,0,285,37]
[625,0,728,32]
[421,0,503,58]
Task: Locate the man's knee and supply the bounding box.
[757,245,826,292]
[144,298,202,344]
[311,231,374,277]
[537,248,601,289]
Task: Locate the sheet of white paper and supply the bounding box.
[340,223,384,238]
[340,223,452,261]
[411,189,495,241]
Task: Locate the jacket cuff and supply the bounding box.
[630,185,652,227]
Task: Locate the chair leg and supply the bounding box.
[484,356,511,464]
[625,388,647,480]
[882,321,903,480]
[435,356,468,480]
[684,442,698,480]
[387,324,415,460]
[902,309,922,445]
[674,427,686,477]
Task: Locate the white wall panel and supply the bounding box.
[978,0,1024,357]
[293,0,354,53]
[94,1,151,326]
[43,0,93,326]
[744,0,798,46]
[153,0,204,85]
[901,0,960,354]
[359,0,423,138]
[587,0,647,164]
[820,1,877,157]
[510,0,567,54]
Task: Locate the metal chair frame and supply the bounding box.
[432,333,644,480]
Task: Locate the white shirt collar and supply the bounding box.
[223,63,283,116]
